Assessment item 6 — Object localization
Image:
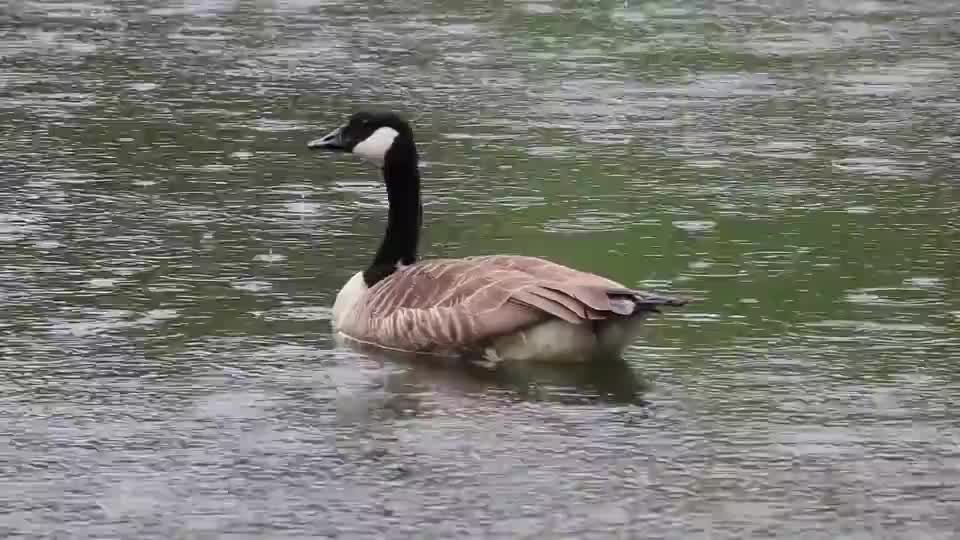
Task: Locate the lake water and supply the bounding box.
[1,0,958,538]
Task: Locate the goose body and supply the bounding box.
[309,111,686,367]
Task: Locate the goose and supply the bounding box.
[308,110,687,367]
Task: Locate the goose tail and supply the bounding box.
[608,290,690,316]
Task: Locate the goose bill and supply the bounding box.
[308,127,346,151]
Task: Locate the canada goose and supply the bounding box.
[309,111,687,367]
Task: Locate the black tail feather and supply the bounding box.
[631,292,689,315]
[607,289,690,316]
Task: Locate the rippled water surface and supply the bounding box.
[2,0,959,537]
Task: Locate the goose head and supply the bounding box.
[308,111,414,167]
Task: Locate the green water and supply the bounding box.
[1,0,958,537]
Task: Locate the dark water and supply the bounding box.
[1,0,959,537]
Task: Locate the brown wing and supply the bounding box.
[337,255,684,353]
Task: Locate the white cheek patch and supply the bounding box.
[353,126,399,165]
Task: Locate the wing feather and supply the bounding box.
[511,288,584,324]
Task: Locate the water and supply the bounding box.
[1,0,958,537]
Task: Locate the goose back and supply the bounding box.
[335,255,678,354]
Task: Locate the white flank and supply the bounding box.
[353,126,399,165]
[486,317,650,365]
[488,320,595,363]
[332,272,368,330]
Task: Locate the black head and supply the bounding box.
[308,111,413,165]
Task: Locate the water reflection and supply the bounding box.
[354,348,653,406]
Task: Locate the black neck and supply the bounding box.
[363,137,421,287]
